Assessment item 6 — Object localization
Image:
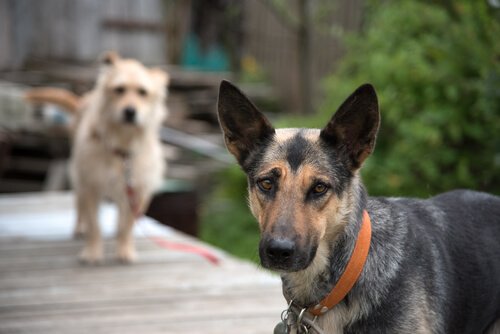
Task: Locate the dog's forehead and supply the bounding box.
[108,61,154,90]
[250,127,350,196]
[259,128,325,172]
[275,128,321,142]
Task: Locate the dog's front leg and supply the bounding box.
[116,201,138,263]
[77,193,103,264]
[73,203,86,239]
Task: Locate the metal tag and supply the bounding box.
[273,321,288,334]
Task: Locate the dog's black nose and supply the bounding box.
[265,238,296,262]
[123,107,136,123]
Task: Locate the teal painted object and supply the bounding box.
[158,179,193,193]
[181,33,229,71]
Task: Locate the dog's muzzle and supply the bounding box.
[259,236,315,272]
[123,107,137,124]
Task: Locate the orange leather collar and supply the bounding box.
[309,210,372,316]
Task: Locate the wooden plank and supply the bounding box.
[101,0,124,55]
[73,0,101,62]
[0,238,284,333]
[0,192,285,333]
[101,19,165,33]
[0,0,12,70]
[136,0,166,64]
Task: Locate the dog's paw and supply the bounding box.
[117,246,137,264]
[79,246,104,265]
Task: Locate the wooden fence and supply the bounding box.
[0,0,167,68]
[243,0,364,113]
[0,0,364,112]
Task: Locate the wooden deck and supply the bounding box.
[0,192,285,334]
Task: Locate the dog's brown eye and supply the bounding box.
[312,183,328,195]
[114,86,125,95]
[258,179,273,192]
[138,88,148,97]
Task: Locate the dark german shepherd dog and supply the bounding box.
[217,80,500,333]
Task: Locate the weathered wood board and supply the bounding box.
[0,192,285,334]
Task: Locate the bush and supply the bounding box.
[200,165,261,263]
[320,0,500,196]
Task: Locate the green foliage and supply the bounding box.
[199,165,261,263]
[320,0,500,196]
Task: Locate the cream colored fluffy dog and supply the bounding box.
[28,52,168,263]
[73,52,167,264]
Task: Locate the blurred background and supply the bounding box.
[0,0,499,262]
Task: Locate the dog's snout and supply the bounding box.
[260,234,317,272]
[265,238,296,262]
[123,107,136,123]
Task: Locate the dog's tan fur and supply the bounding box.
[247,130,365,332]
[68,52,168,263]
[25,88,81,114]
[249,129,334,241]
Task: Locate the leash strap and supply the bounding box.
[137,219,221,265]
[126,185,141,217]
[147,235,220,265]
[309,210,372,316]
[119,153,221,265]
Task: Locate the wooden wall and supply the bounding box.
[243,0,364,113]
[0,0,364,112]
[0,0,167,68]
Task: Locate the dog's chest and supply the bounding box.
[112,155,163,195]
[92,156,128,196]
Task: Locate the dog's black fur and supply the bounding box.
[218,80,500,333]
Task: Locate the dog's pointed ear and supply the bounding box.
[217,80,275,167]
[99,51,120,66]
[150,67,170,87]
[320,84,380,170]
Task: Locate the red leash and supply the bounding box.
[121,154,221,265]
[147,235,220,265]
[128,184,220,265]
[136,218,221,265]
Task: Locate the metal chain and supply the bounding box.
[277,301,325,334]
